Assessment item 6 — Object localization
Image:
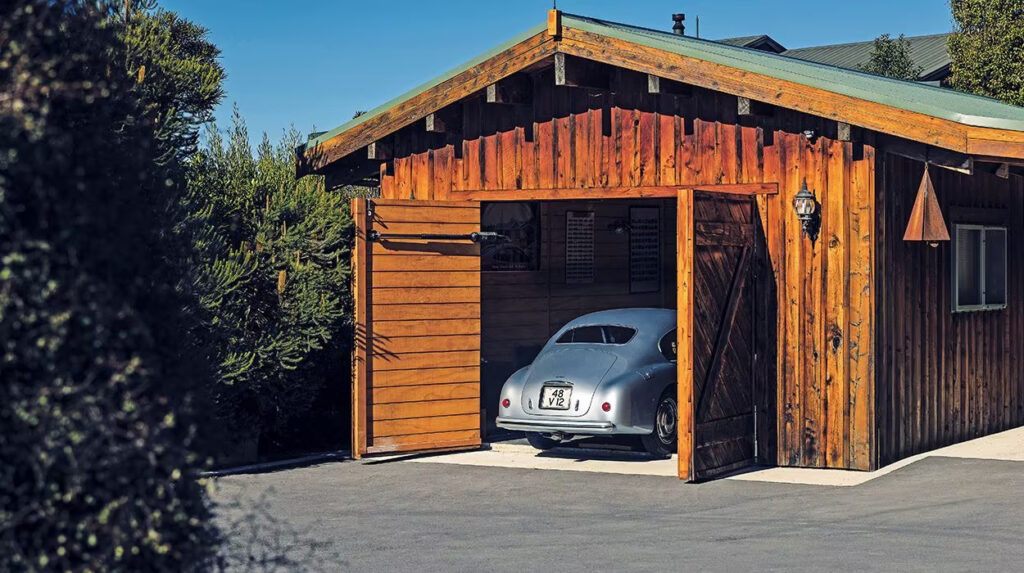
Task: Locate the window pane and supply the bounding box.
[555,326,605,344]
[603,326,637,344]
[481,202,540,271]
[957,227,983,307]
[985,229,1007,306]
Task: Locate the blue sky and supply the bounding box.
[163,0,953,143]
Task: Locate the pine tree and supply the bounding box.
[859,34,924,80]
[949,0,1024,106]
[185,113,354,451]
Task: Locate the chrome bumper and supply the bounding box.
[495,416,616,434]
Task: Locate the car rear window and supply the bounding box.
[555,325,637,344]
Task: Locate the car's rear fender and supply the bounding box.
[595,362,675,432]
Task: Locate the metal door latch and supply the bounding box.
[368,230,507,243]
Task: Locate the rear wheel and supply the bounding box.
[525,432,559,451]
[641,390,677,458]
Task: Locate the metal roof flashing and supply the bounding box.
[302,12,1024,162]
[561,13,1024,133]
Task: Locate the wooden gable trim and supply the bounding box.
[555,27,1024,162]
[300,21,1024,175]
[448,183,778,202]
[298,32,557,175]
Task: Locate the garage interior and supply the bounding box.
[358,190,775,480]
[479,198,678,436]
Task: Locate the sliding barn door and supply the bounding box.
[352,198,482,457]
[679,191,759,481]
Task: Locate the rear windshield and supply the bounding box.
[556,325,637,345]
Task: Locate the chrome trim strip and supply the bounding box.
[495,417,616,434]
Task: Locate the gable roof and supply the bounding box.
[784,33,951,81]
[299,12,1024,173]
[717,34,787,54]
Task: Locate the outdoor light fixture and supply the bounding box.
[792,178,820,240]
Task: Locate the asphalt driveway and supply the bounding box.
[213,453,1024,572]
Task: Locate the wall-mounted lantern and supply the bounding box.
[902,165,949,248]
[792,178,820,240]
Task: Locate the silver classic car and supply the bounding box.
[496,308,678,457]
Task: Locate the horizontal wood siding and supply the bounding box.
[361,200,482,454]
[377,80,876,470]
[876,154,1024,466]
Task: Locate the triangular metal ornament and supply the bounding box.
[903,166,950,243]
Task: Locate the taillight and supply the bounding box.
[502,398,511,408]
[602,402,611,412]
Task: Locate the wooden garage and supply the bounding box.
[297,11,1024,480]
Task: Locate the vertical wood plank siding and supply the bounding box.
[876,154,1024,466]
[377,82,877,470]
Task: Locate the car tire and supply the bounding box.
[525,432,559,451]
[641,389,678,458]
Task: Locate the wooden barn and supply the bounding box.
[296,11,1024,481]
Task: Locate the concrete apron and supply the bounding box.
[392,426,1024,486]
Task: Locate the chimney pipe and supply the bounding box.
[672,13,685,36]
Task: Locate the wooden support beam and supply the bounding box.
[647,74,691,96]
[367,140,392,160]
[425,113,446,133]
[547,9,561,38]
[485,74,533,105]
[837,121,852,142]
[425,104,463,136]
[554,52,610,89]
[879,136,974,175]
[676,188,695,482]
[737,96,773,118]
[996,163,1010,179]
[449,183,778,202]
[324,154,382,190]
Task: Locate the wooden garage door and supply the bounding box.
[352,198,482,457]
[679,191,759,481]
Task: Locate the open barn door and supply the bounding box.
[351,198,483,457]
[678,191,760,481]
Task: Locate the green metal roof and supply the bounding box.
[306,12,1024,152]
[717,34,787,54]
[718,35,768,47]
[784,33,951,81]
[564,13,1024,132]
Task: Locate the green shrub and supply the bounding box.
[184,114,353,454]
[1,2,222,569]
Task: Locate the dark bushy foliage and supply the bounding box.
[0,1,222,569]
[184,114,353,454]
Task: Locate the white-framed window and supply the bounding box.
[953,224,1008,312]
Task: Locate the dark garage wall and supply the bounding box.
[876,154,1024,466]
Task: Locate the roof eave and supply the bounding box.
[299,16,1024,175]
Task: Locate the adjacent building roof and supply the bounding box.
[566,14,1023,131]
[300,11,1024,172]
[784,33,952,82]
[717,34,786,54]
[717,32,951,82]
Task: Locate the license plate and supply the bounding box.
[540,385,572,410]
